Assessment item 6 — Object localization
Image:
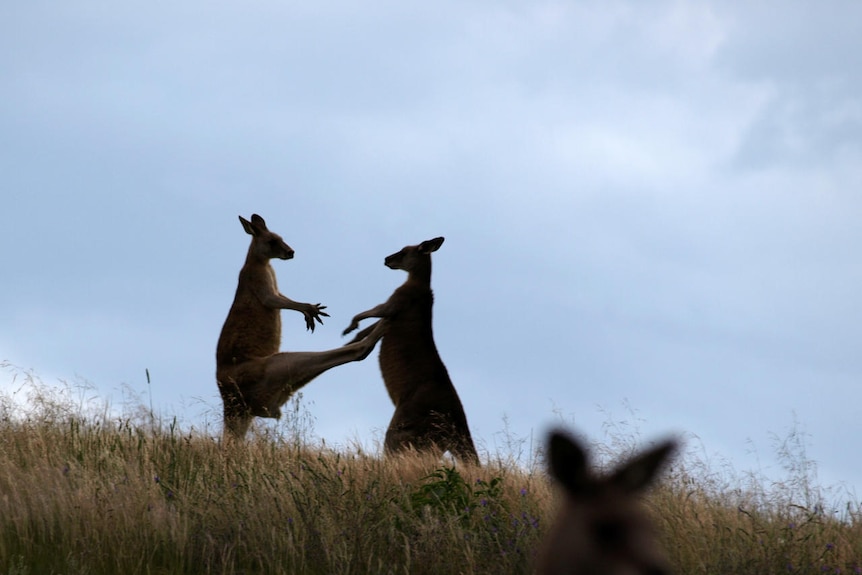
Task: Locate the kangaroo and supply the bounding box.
[538,429,677,575]
[216,214,387,440]
[342,237,479,465]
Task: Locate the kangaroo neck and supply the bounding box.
[406,262,432,286]
[244,244,269,266]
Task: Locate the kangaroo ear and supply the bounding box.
[239,215,255,235]
[420,237,445,254]
[240,214,267,236]
[609,440,676,494]
[547,430,591,496]
[250,214,268,229]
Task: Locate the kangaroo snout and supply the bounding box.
[274,240,295,261]
[273,242,294,260]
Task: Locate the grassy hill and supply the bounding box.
[1,370,860,574]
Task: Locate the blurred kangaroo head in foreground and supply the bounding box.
[538,429,677,575]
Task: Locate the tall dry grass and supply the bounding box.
[1,364,860,574]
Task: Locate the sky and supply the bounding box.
[2,1,861,500]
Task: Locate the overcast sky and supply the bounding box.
[2,1,860,498]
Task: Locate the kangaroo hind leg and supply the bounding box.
[259,319,387,399]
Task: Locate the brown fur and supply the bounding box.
[538,429,676,575]
[216,214,387,440]
[343,237,479,465]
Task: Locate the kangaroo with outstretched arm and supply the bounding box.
[216,214,386,439]
[343,237,479,465]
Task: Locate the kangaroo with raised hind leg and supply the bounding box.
[538,428,677,575]
[216,214,386,440]
[343,237,479,465]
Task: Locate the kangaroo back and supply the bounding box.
[377,237,445,402]
[217,214,294,367]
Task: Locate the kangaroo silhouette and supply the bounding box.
[216,214,386,439]
[344,237,479,465]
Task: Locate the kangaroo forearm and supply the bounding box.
[343,302,392,335]
[352,302,391,323]
[261,291,309,312]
